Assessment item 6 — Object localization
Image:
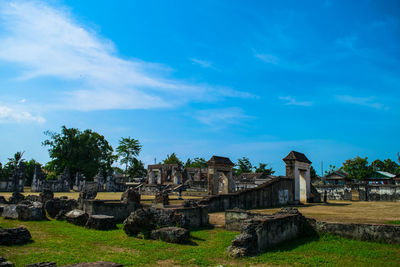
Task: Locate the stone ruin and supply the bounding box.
[0,162,26,192]
[207,156,235,195]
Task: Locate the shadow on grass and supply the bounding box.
[262,235,320,254]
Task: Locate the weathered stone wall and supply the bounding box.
[169,205,209,228]
[311,220,400,244]
[225,209,269,231]
[314,184,400,201]
[82,200,140,222]
[200,178,294,212]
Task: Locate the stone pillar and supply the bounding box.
[156,171,162,185]
[148,171,156,184]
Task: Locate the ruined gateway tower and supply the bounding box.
[283,151,312,203]
[207,156,235,195]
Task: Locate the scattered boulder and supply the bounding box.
[150,227,190,244]
[65,209,88,226]
[8,192,24,204]
[0,196,7,204]
[2,205,18,219]
[153,192,169,206]
[183,199,199,208]
[26,195,41,202]
[121,188,140,204]
[40,190,54,204]
[45,199,78,219]
[62,262,122,267]
[85,215,116,230]
[0,227,32,245]
[79,187,97,201]
[16,202,45,221]
[26,263,57,267]
[0,256,13,267]
[123,207,187,237]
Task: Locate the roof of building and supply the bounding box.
[282,151,312,164]
[325,171,348,179]
[207,156,234,166]
[236,172,269,181]
[376,171,396,178]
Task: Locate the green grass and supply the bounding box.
[387,220,400,225]
[1,218,399,267]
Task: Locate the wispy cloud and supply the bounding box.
[335,95,389,110]
[0,1,251,111]
[190,58,213,68]
[279,96,312,107]
[0,105,45,124]
[193,107,252,127]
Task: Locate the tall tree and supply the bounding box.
[163,153,183,166]
[341,156,372,181]
[42,126,114,182]
[235,157,253,175]
[185,157,208,168]
[116,137,142,175]
[6,151,25,169]
[254,163,275,175]
[128,158,147,178]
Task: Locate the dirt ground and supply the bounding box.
[209,200,400,226]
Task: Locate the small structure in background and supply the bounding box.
[366,171,396,185]
[207,156,235,195]
[323,171,349,185]
[235,173,274,190]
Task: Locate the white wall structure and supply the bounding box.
[283,151,312,203]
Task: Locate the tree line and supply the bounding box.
[326,155,400,180]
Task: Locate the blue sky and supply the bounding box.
[0,0,399,175]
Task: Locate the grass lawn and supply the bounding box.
[1,218,399,267]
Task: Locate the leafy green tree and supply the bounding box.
[128,158,147,178]
[185,157,208,168]
[163,153,183,166]
[235,157,253,175]
[6,151,25,170]
[42,126,115,182]
[341,156,373,181]
[116,137,142,175]
[254,163,275,175]
[25,159,40,186]
[324,164,337,175]
[372,158,399,175]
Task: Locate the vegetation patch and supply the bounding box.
[1,218,400,266]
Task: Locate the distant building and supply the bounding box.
[235,173,274,190]
[366,171,396,185]
[323,171,349,185]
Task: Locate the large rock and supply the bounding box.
[0,227,32,245]
[121,188,140,204]
[0,196,7,204]
[8,192,25,204]
[2,205,18,219]
[85,215,116,230]
[40,190,54,203]
[123,207,187,237]
[26,195,41,202]
[79,187,97,200]
[150,227,190,244]
[16,202,45,221]
[153,192,169,206]
[65,209,89,226]
[45,199,78,219]
[0,256,13,267]
[62,262,122,267]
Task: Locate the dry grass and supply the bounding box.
[209,200,400,226]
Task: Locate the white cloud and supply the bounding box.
[0,1,252,111]
[254,53,279,65]
[0,105,45,123]
[279,96,312,107]
[193,107,252,126]
[191,58,213,68]
[335,95,389,110]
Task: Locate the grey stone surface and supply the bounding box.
[150,227,190,244]
[0,256,13,267]
[45,199,78,219]
[2,205,18,219]
[8,192,24,204]
[120,188,140,204]
[16,202,45,221]
[85,215,116,230]
[26,195,41,202]
[40,190,54,203]
[123,207,187,237]
[65,209,89,226]
[26,262,57,267]
[0,227,32,245]
[153,191,169,206]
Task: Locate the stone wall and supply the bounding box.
[200,178,294,212]
[311,220,400,244]
[168,205,209,228]
[81,200,141,222]
[314,184,400,201]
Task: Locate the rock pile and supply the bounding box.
[0,227,32,245]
